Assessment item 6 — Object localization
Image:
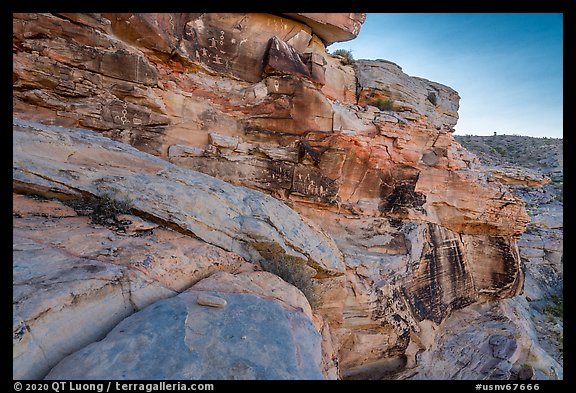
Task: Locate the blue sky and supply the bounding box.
[328,13,563,138]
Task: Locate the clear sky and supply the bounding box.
[328,13,563,138]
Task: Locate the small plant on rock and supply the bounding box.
[332,49,354,66]
[260,255,319,309]
[374,98,395,111]
[542,294,563,318]
[68,192,132,231]
[90,193,131,226]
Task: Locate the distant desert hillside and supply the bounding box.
[455,134,562,176]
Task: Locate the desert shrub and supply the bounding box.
[494,146,507,157]
[374,98,395,111]
[542,294,563,318]
[332,48,354,65]
[64,192,132,229]
[88,192,132,228]
[260,255,319,308]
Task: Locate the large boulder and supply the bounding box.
[45,272,325,380]
[282,13,366,45]
[398,300,562,380]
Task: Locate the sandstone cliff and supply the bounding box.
[454,134,563,380]
[13,12,547,380]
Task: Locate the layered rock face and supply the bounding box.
[13,13,536,380]
[454,135,563,379]
[355,59,460,130]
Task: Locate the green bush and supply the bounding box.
[494,146,507,157]
[332,49,354,65]
[374,98,395,111]
[260,255,319,308]
[542,294,563,318]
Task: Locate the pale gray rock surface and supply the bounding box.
[399,302,525,380]
[45,272,324,380]
[455,134,563,377]
[12,191,262,380]
[13,234,175,380]
[355,59,460,129]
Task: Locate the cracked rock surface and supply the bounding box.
[13,233,175,380]
[45,272,323,380]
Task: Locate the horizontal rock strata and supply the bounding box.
[13,118,344,276]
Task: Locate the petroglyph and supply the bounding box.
[107,101,144,127]
[120,102,130,125]
[184,16,261,74]
[213,54,223,65]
